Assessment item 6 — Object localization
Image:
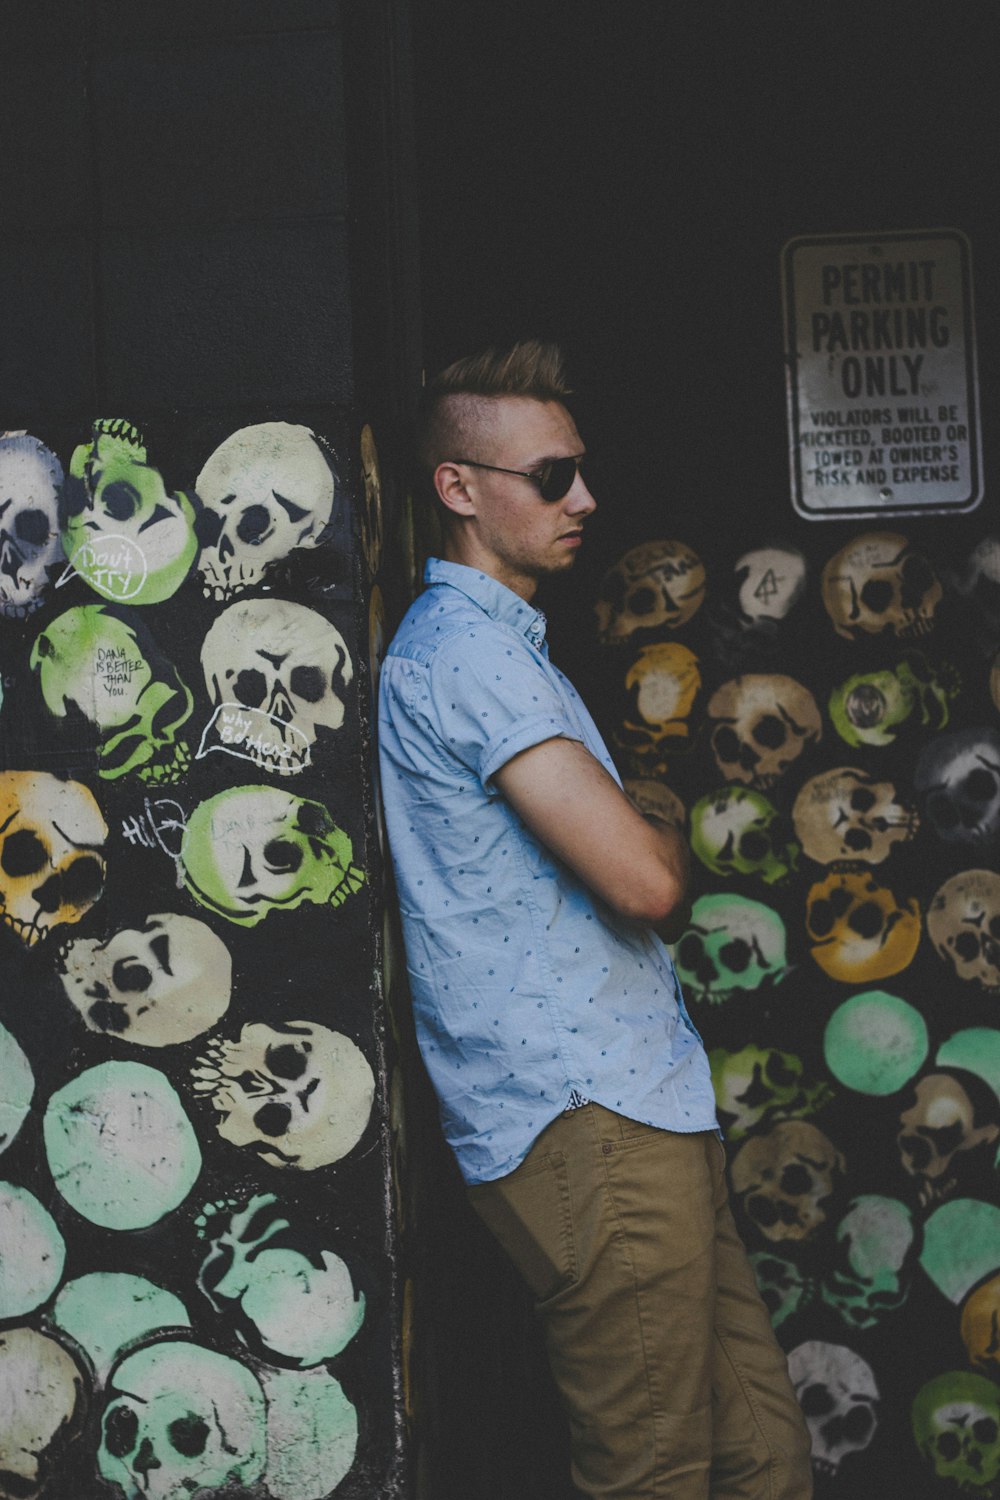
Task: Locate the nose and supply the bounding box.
[565,468,596,516]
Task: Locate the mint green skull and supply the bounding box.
[829,650,960,749]
[30,604,192,782]
[674,894,789,1004]
[691,787,799,884]
[61,418,198,605]
[181,786,365,927]
[821,1194,916,1330]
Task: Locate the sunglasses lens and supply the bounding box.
[539,457,579,501]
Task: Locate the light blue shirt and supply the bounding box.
[378,558,717,1185]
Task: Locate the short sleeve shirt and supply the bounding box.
[377,558,717,1185]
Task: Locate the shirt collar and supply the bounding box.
[424,557,548,648]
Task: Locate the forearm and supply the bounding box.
[639,814,692,944]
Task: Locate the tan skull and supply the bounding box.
[961,1272,1000,1377]
[806,870,921,983]
[0,773,108,946]
[595,539,705,643]
[622,778,686,830]
[897,1073,1000,1208]
[821,531,942,641]
[0,1327,88,1500]
[614,643,701,775]
[707,674,821,788]
[793,767,919,865]
[928,871,1000,992]
[731,1120,846,1244]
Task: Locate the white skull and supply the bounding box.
[949,535,1000,642]
[734,545,807,627]
[787,1340,879,1477]
[0,1327,88,1500]
[821,530,942,640]
[731,1120,845,1244]
[928,870,1000,992]
[916,728,1000,849]
[707,674,821,788]
[200,597,353,775]
[897,1073,1000,1208]
[0,772,108,946]
[595,539,706,642]
[192,1020,375,1170]
[196,422,336,600]
[0,434,63,618]
[58,913,232,1046]
[793,767,919,865]
[820,1195,916,1329]
[98,1340,266,1500]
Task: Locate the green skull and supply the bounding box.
[913,1371,1000,1493]
[709,1043,833,1139]
[829,650,960,749]
[30,604,192,782]
[691,787,799,884]
[61,418,198,604]
[180,786,365,927]
[749,1251,815,1330]
[820,1194,916,1330]
[674,894,789,1004]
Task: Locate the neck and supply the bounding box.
[442,533,539,603]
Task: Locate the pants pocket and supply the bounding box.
[468,1150,577,1303]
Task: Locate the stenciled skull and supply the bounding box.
[912,1370,1000,1494]
[58,913,232,1046]
[595,538,705,643]
[734,544,807,629]
[0,433,64,618]
[788,1340,879,1477]
[709,1043,833,1140]
[61,418,198,605]
[0,1020,34,1159]
[0,1327,88,1500]
[197,1192,365,1365]
[192,1019,375,1170]
[674,894,789,1005]
[691,787,799,885]
[961,1273,1000,1378]
[749,1252,816,1330]
[820,1194,917,1329]
[805,870,921,984]
[180,785,365,927]
[30,604,193,783]
[622,778,686,830]
[897,1072,1000,1209]
[613,642,701,776]
[199,597,353,776]
[195,421,336,601]
[0,772,107,946]
[928,871,1000,992]
[707,674,821,788]
[793,767,919,865]
[916,729,1000,849]
[821,530,942,640]
[949,536,1000,644]
[829,650,960,749]
[98,1340,266,1500]
[731,1120,846,1244]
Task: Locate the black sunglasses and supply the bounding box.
[452,455,584,502]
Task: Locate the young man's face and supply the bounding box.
[453,398,596,598]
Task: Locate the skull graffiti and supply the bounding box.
[961,1274,1000,1378]
[0,772,107,946]
[192,1020,375,1169]
[821,530,942,640]
[828,651,960,749]
[0,1327,88,1500]
[180,785,365,927]
[912,1370,1000,1494]
[897,1072,1000,1209]
[613,642,701,775]
[805,870,921,983]
[0,433,64,618]
[749,1252,815,1330]
[731,1120,846,1244]
[734,544,807,629]
[673,894,789,1004]
[928,870,1000,992]
[788,1340,879,1477]
[820,1194,917,1329]
[793,767,919,865]
[690,787,799,884]
[622,778,686,830]
[58,913,232,1046]
[31,604,193,782]
[706,674,821,788]
[61,418,198,605]
[98,1340,266,1500]
[915,728,1000,849]
[709,1043,833,1140]
[950,536,1000,644]
[595,538,705,643]
[195,421,336,600]
[200,597,353,776]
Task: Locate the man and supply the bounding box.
[378,342,812,1499]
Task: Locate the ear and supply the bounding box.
[433,461,476,518]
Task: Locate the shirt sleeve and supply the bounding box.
[427,624,584,788]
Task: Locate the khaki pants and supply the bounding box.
[468,1104,813,1500]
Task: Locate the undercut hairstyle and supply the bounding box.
[415,340,572,478]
